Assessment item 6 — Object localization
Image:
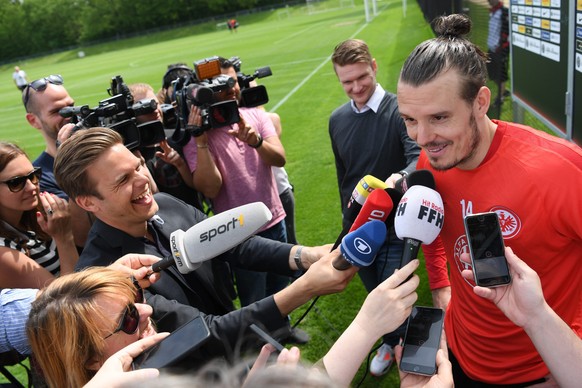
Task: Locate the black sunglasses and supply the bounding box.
[22,74,64,110]
[103,303,140,339]
[0,167,42,193]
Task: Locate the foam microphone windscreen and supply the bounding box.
[333,220,387,270]
[332,188,393,251]
[153,202,272,274]
[349,188,393,232]
[344,175,388,225]
[394,185,444,244]
[394,169,436,193]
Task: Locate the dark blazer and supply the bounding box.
[149,293,289,366]
[78,193,295,316]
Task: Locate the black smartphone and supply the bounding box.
[464,212,512,288]
[249,323,285,352]
[400,306,444,376]
[132,316,211,370]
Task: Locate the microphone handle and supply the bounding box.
[150,255,175,273]
[332,255,352,271]
[400,237,421,268]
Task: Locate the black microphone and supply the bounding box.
[393,169,435,193]
[151,202,272,274]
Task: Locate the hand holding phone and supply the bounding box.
[464,212,512,288]
[132,316,210,370]
[399,306,444,376]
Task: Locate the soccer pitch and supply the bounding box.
[0,1,434,386]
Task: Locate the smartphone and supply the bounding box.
[400,306,444,376]
[464,212,512,288]
[249,323,285,352]
[132,315,211,370]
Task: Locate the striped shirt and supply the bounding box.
[0,288,37,356]
[0,221,60,276]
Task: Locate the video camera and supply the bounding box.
[228,56,272,108]
[59,75,165,150]
[173,57,240,137]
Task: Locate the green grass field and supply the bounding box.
[0,1,437,386]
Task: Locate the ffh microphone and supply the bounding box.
[393,170,435,193]
[332,220,387,271]
[394,185,444,268]
[151,202,272,274]
[343,175,388,226]
[332,188,393,250]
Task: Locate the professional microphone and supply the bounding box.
[384,187,404,230]
[393,169,435,193]
[343,175,388,227]
[394,185,444,268]
[151,202,272,274]
[332,188,393,250]
[349,189,393,232]
[332,220,387,271]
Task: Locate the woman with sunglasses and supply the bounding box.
[0,142,78,288]
[27,267,158,387]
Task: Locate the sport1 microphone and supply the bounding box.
[394,185,444,268]
[151,202,272,274]
[393,169,435,193]
[332,220,387,271]
[331,188,393,250]
[343,175,388,227]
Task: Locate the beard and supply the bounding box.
[429,113,481,171]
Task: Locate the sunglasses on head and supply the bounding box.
[0,167,42,193]
[22,74,64,110]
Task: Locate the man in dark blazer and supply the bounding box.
[54,127,356,341]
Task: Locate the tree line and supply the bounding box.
[1,0,294,62]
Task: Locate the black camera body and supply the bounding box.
[59,75,165,150]
[229,56,272,108]
[173,57,240,137]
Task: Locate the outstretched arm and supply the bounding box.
[323,260,420,386]
[461,247,582,387]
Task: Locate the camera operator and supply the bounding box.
[128,83,203,211]
[157,63,194,105]
[181,57,307,343]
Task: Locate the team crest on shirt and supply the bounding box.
[452,206,521,287]
[490,206,521,239]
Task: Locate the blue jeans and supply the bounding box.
[234,220,290,307]
[358,230,406,347]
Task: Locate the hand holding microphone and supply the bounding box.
[393,169,436,193]
[151,202,272,274]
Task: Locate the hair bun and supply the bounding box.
[433,14,471,39]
